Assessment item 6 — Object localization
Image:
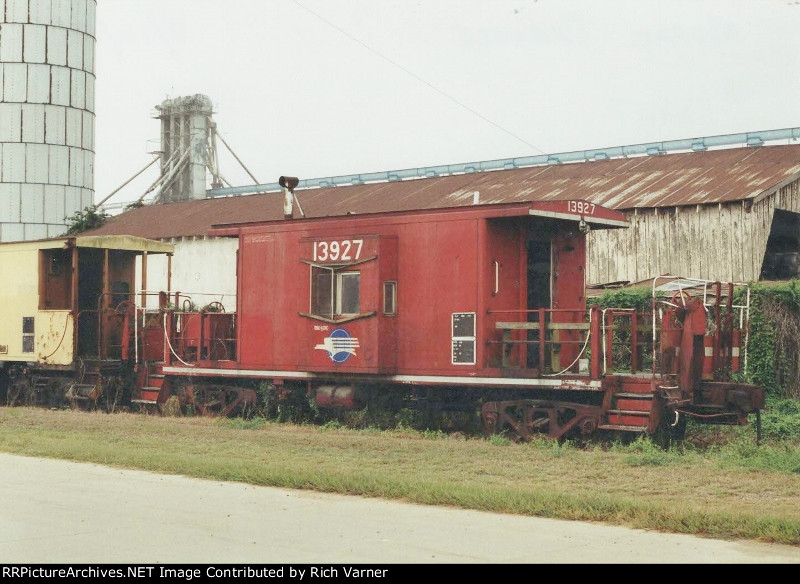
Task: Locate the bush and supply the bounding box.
[760,398,800,442]
[63,205,109,235]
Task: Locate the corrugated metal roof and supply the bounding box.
[88,144,800,240]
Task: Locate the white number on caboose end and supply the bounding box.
[313,239,363,262]
[568,201,596,215]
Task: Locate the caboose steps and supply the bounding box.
[132,365,167,405]
[597,424,648,433]
[135,386,162,402]
[605,410,651,427]
[606,408,650,416]
[147,374,165,386]
[604,387,655,430]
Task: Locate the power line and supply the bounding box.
[291,0,546,155]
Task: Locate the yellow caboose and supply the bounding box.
[0,235,173,408]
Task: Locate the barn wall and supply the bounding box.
[586,179,800,285]
[135,236,238,309]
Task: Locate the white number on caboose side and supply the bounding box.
[568,201,595,215]
[313,239,363,262]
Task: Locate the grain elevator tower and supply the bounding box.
[0,0,96,242]
[154,94,216,202]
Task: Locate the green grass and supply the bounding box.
[1,407,799,546]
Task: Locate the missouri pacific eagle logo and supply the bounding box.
[315,328,360,363]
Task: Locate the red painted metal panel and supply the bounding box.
[237,231,304,369]
[393,217,480,372]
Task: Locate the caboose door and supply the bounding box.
[525,231,551,369]
[550,230,587,371]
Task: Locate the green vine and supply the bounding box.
[591,287,653,311]
[592,282,800,400]
[746,281,800,399]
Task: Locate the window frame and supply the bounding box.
[300,253,378,324]
[22,317,35,353]
[383,281,397,316]
[309,266,361,320]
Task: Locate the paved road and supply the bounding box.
[1,453,799,565]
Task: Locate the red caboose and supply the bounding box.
[148,198,763,442]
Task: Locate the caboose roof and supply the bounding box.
[209,200,629,236]
[0,234,174,253]
[86,143,800,240]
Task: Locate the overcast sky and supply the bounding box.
[94,0,800,208]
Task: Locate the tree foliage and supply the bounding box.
[63,205,109,235]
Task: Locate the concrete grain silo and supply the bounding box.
[0,0,96,242]
[154,94,216,203]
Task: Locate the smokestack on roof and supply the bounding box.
[280,176,301,219]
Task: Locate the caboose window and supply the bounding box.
[383,281,397,315]
[22,317,34,353]
[311,267,360,318]
[339,272,360,314]
[313,269,334,318]
[39,248,72,310]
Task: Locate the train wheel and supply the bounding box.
[481,400,602,442]
[6,379,31,406]
[181,383,257,417]
[36,377,71,408]
[480,400,556,441]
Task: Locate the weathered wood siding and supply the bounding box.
[587,179,800,285]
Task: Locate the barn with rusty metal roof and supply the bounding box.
[88,128,800,288]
